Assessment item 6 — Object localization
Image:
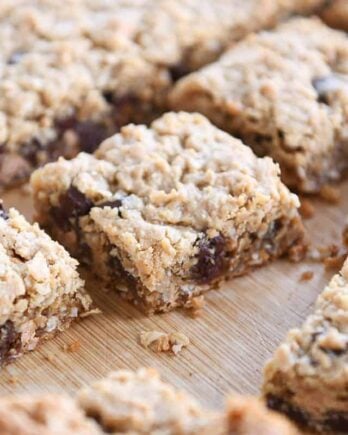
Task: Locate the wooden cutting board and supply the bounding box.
[0,182,347,410]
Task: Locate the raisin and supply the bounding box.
[50,186,93,231]
[324,411,348,431]
[266,394,309,427]
[169,63,190,81]
[191,235,227,283]
[0,320,16,363]
[56,117,109,153]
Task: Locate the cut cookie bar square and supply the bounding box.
[263,257,348,432]
[320,0,348,31]
[170,18,348,192]
[0,1,169,189]
[0,205,92,365]
[77,368,299,434]
[0,395,101,435]
[31,112,305,313]
[135,0,326,75]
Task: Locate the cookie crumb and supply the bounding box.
[8,375,18,385]
[62,340,81,353]
[299,199,315,219]
[43,353,55,363]
[319,185,340,203]
[185,295,205,317]
[139,331,190,355]
[323,254,346,271]
[300,270,314,282]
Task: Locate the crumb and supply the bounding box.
[299,270,314,282]
[299,199,315,219]
[307,244,340,261]
[43,353,55,363]
[8,375,18,385]
[80,308,102,318]
[323,254,346,271]
[319,185,340,203]
[62,340,81,353]
[288,241,308,262]
[185,295,205,317]
[139,331,190,355]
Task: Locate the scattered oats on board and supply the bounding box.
[140,331,190,355]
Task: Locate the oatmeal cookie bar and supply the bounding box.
[0,0,169,189]
[0,395,101,435]
[31,112,305,313]
[170,18,348,192]
[135,0,326,75]
[77,368,299,434]
[320,0,348,31]
[0,204,92,365]
[263,257,348,432]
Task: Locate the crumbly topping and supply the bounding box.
[0,207,92,360]
[0,394,101,435]
[264,257,348,388]
[139,330,190,354]
[169,18,348,192]
[77,368,217,434]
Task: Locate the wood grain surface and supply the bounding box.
[0,182,347,411]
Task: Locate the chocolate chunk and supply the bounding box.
[312,75,348,105]
[109,253,137,288]
[0,320,17,363]
[102,91,114,104]
[324,411,348,431]
[266,394,309,427]
[191,235,227,283]
[0,204,8,220]
[50,186,93,231]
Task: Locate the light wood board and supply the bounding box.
[0,181,347,411]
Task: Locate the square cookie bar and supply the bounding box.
[135,0,326,75]
[0,395,101,435]
[0,1,169,189]
[0,205,92,365]
[263,258,348,433]
[320,0,348,31]
[77,368,298,434]
[170,18,348,193]
[31,112,305,313]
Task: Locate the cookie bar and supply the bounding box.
[169,18,348,192]
[135,0,326,75]
[31,112,305,313]
[320,0,348,31]
[0,1,169,189]
[77,368,299,434]
[263,257,348,432]
[0,395,101,435]
[0,205,92,365]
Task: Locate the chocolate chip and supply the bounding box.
[50,186,93,231]
[0,204,8,220]
[0,320,16,363]
[324,411,348,431]
[266,394,309,427]
[191,234,227,283]
[109,253,137,287]
[102,91,114,104]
